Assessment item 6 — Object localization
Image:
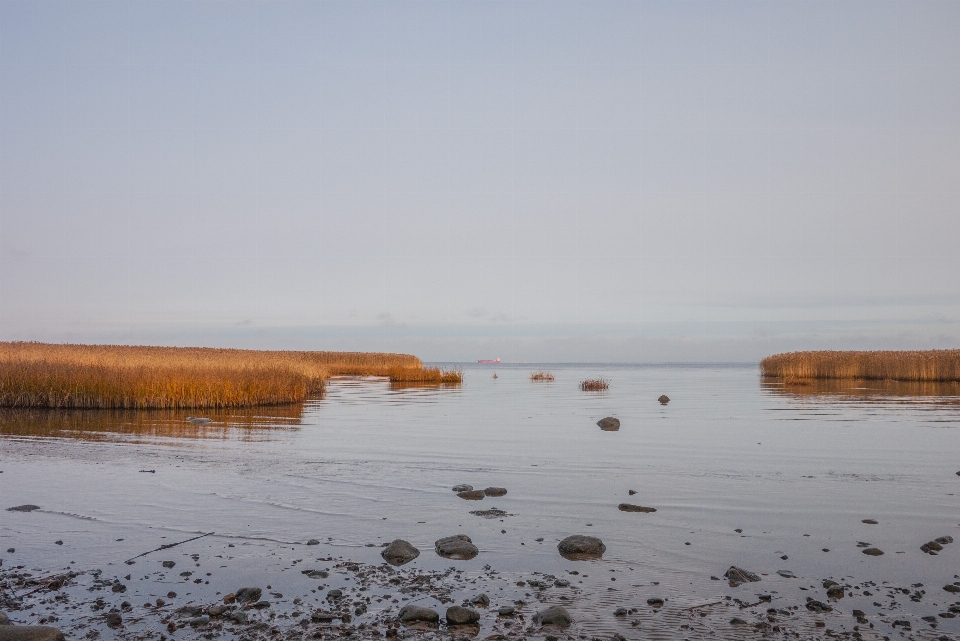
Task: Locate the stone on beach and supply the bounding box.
[451,484,473,492]
[618,503,656,513]
[483,487,507,497]
[435,535,479,560]
[597,417,620,431]
[535,605,572,627]
[381,539,420,566]
[233,587,262,603]
[445,605,480,625]
[0,627,65,641]
[862,548,884,556]
[397,605,439,624]
[457,489,486,500]
[658,395,670,404]
[724,566,761,587]
[557,535,605,559]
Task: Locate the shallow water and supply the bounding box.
[2,363,960,639]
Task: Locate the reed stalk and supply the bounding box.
[580,378,609,391]
[760,350,960,382]
[530,371,555,381]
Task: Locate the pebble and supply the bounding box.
[445,605,480,625]
[234,587,262,603]
[483,487,507,497]
[397,604,439,624]
[497,606,515,616]
[451,484,473,492]
[535,605,572,627]
[724,566,761,587]
[457,490,486,501]
[861,548,884,556]
[306,539,320,546]
[162,561,175,568]
[647,598,664,608]
[470,594,489,607]
[658,395,670,404]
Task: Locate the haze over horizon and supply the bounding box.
[2,1,959,362]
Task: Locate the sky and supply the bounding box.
[1,0,959,362]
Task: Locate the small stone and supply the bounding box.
[5,549,12,553]
[554,579,569,587]
[452,484,473,493]
[614,607,627,616]
[827,587,844,599]
[618,503,656,513]
[805,598,832,613]
[646,598,664,608]
[207,605,228,617]
[381,540,420,566]
[106,611,122,627]
[862,548,884,556]
[229,611,248,624]
[470,594,489,607]
[167,591,178,599]
[0,613,8,625]
[0,626,65,640]
[234,587,262,603]
[724,566,761,587]
[326,589,343,600]
[435,535,479,560]
[658,395,670,404]
[457,490,486,500]
[536,605,572,627]
[943,584,960,594]
[162,561,175,568]
[597,417,620,431]
[397,605,439,624]
[188,615,210,628]
[557,535,605,559]
[483,487,507,497]
[628,490,637,495]
[921,541,943,554]
[935,535,954,545]
[730,617,747,625]
[306,539,320,546]
[862,519,878,524]
[311,610,336,622]
[54,541,62,546]
[497,606,515,616]
[445,606,480,625]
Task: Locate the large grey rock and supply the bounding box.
[558,535,606,558]
[381,539,420,566]
[597,417,620,431]
[724,566,761,587]
[0,627,65,641]
[435,535,479,560]
[535,605,572,627]
[397,604,439,624]
[445,606,480,625]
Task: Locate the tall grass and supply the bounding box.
[760,350,960,382]
[530,371,555,381]
[580,378,609,391]
[386,366,463,384]
[0,342,425,409]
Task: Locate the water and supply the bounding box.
[2,363,959,639]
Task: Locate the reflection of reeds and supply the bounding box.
[760,350,960,382]
[580,378,609,391]
[387,366,463,384]
[0,342,424,409]
[530,371,555,381]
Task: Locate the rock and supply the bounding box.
[105,611,122,627]
[862,519,878,524]
[618,503,656,513]
[935,535,954,545]
[730,617,747,625]
[497,606,515,616]
[554,579,569,587]
[628,489,637,495]
[535,605,572,628]
[457,490,486,500]
[397,605,439,624]
[0,613,7,625]
[724,566,760,587]
[446,606,480,625]
[434,535,479,560]
[597,417,620,431]
[0,627,65,641]
[234,587,262,603]
[470,594,489,607]
[452,484,473,493]
[943,584,960,594]
[483,487,507,497]
[614,607,627,616]
[53,541,62,546]
[311,610,337,622]
[921,541,943,554]
[862,548,884,556]
[646,598,664,608]
[557,535,605,559]
[5,505,40,513]
[805,598,832,613]
[658,395,670,404]
[470,508,510,519]
[162,561,175,568]
[827,587,844,599]
[326,589,343,600]
[306,539,320,546]
[222,593,235,604]
[207,605,229,617]
[188,615,209,628]
[381,540,420,566]
[304,570,328,579]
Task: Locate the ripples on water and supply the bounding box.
[2,364,960,639]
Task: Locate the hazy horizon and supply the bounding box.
[3,1,959,362]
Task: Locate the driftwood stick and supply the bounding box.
[125,532,214,564]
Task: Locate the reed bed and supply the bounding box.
[0,342,425,409]
[386,366,463,384]
[580,378,609,391]
[760,350,960,383]
[530,371,555,381]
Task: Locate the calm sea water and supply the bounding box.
[2,363,959,637]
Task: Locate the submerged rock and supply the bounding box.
[483,487,507,497]
[557,535,605,559]
[618,503,656,513]
[776,570,796,578]
[861,519,878,524]
[724,566,761,587]
[921,541,943,554]
[497,606,515,616]
[5,505,40,513]
[306,539,320,546]
[397,605,439,624]
[234,587,262,604]
[451,484,473,493]
[435,535,479,560]
[470,508,511,519]
[0,626,66,641]
[457,490,486,501]
[658,395,670,404]
[470,594,489,607]
[445,606,480,625]
[862,548,884,556]
[597,417,620,431]
[381,540,420,566]
[535,605,572,627]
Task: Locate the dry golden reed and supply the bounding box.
[530,371,555,381]
[386,366,463,384]
[580,378,609,391]
[0,342,424,409]
[760,350,960,383]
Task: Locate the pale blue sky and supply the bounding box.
[2,1,959,361]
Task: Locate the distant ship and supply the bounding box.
[478,358,501,364]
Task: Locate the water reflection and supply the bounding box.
[0,403,306,442]
[761,376,960,400]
